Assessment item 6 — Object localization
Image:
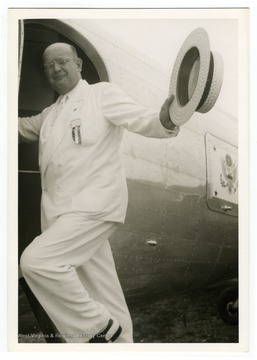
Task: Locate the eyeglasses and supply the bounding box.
[43,58,73,70]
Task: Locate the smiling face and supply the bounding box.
[43,43,83,95]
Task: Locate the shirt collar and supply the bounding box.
[59,79,84,103]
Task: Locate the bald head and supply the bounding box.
[43,42,83,95]
[43,43,78,62]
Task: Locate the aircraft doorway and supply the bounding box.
[19,20,109,118]
[18,20,109,258]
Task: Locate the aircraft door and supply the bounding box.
[18,20,108,259]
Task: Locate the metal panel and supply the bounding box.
[205,133,238,217]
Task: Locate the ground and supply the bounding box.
[18,286,238,344]
[130,287,238,343]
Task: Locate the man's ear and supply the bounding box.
[77,58,83,72]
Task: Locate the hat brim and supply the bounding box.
[169,28,210,126]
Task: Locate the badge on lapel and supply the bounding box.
[71,118,82,145]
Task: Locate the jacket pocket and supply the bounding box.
[69,112,101,147]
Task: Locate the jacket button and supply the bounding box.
[57,163,62,168]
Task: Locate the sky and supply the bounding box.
[89,16,243,119]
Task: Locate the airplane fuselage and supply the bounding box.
[18,19,238,305]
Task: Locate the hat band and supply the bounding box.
[196,52,214,111]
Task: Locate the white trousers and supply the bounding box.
[20,213,133,343]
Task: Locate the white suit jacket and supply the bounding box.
[19,80,179,230]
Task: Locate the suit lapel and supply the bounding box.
[40,80,89,175]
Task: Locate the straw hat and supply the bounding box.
[169,28,224,125]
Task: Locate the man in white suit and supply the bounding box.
[19,43,179,343]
